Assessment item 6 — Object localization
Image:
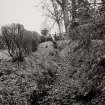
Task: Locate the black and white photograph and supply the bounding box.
[0,0,105,105]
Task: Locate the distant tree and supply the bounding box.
[22,30,40,54]
[41,28,49,36]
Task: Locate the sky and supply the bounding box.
[0,0,47,33]
[0,0,102,34]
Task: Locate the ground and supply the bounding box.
[0,40,105,105]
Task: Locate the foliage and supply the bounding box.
[22,30,40,54]
[40,35,52,43]
[30,31,40,52]
[1,24,41,62]
[29,66,57,105]
[1,1,105,105]
[0,36,6,49]
[1,39,105,105]
[48,40,105,105]
[0,46,58,105]
[99,0,105,13]
[41,28,49,36]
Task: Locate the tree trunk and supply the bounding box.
[63,10,70,32]
[56,0,70,32]
[57,22,62,34]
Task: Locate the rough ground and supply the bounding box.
[0,40,105,105]
[0,41,58,105]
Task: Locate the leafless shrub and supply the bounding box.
[1,23,25,62]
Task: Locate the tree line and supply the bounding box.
[40,0,105,34]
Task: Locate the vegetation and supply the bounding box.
[41,28,49,36]
[1,24,25,62]
[1,23,40,62]
[0,35,6,49]
[1,0,105,105]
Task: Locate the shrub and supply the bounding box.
[31,31,40,52]
[40,35,53,43]
[1,24,41,61]
[1,23,25,62]
[41,28,49,36]
[22,30,40,55]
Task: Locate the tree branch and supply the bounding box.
[56,0,62,7]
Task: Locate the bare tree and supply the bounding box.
[50,0,63,33]
[1,24,24,62]
[43,0,63,33]
[56,0,70,32]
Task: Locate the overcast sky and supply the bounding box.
[0,0,47,33]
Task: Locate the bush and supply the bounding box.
[22,30,40,54]
[68,11,105,41]
[31,31,40,52]
[1,23,25,62]
[41,28,49,36]
[40,35,53,43]
[1,24,41,62]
